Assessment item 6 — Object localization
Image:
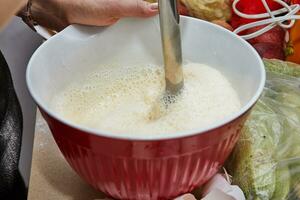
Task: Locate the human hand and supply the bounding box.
[31,0,158,31]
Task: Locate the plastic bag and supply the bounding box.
[226,59,300,200]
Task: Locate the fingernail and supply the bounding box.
[150,3,158,11]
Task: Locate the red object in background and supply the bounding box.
[253,42,286,59]
[246,25,286,47]
[41,109,249,200]
[179,2,189,16]
[286,0,300,63]
[230,0,283,29]
[230,0,288,60]
[247,25,286,59]
[291,0,300,4]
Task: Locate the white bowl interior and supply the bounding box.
[27,16,265,140]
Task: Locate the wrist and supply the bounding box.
[17,0,37,31]
[29,0,69,31]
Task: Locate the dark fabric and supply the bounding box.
[0,51,26,200]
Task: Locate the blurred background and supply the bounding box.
[0,17,42,187]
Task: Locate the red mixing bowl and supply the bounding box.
[26,16,265,199]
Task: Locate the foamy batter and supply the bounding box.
[51,63,241,137]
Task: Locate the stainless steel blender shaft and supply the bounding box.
[159,0,184,95]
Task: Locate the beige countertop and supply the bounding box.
[27,112,204,200]
[28,111,107,200]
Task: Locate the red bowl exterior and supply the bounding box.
[41,108,250,200]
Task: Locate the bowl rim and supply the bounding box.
[26,16,266,141]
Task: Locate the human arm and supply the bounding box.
[25,0,158,31]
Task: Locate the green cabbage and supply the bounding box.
[227,59,300,200]
[272,165,290,200]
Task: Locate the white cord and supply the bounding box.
[232,0,300,40]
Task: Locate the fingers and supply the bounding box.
[89,17,120,26]
[130,0,159,17]
[112,0,158,18]
[65,0,158,28]
[88,0,158,26]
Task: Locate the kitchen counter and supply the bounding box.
[27,112,242,200]
[28,111,107,200]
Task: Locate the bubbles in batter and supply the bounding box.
[51,63,241,137]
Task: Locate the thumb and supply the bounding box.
[117,0,158,18]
